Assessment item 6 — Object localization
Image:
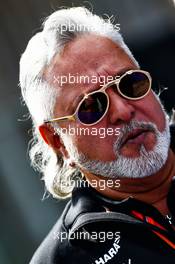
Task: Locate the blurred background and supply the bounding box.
[0,0,175,263]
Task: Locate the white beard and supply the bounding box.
[61,115,170,179]
[75,118,170,179]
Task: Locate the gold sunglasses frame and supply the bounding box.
[44,70,151,126]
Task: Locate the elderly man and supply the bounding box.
[20,7,175,264]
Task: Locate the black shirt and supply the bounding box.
[30,125,175,264]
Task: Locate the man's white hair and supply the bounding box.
[19,7,138,199]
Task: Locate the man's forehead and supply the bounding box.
[61,35,120,62]
[50,34,134,79]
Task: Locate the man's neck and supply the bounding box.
[83,149,175,216]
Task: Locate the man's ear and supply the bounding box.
[38,124,69,159]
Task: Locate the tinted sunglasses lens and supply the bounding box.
[78,92,108,124]
[119,72,150,98]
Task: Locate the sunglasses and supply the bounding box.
[45,70,151,126]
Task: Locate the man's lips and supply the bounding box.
[121,129,151,147]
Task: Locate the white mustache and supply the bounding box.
[114,120,157,152]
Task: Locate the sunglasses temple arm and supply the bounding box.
[44,115,76,124]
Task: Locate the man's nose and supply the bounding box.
[107,89,135,124]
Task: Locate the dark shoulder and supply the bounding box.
[29,201,71,264]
